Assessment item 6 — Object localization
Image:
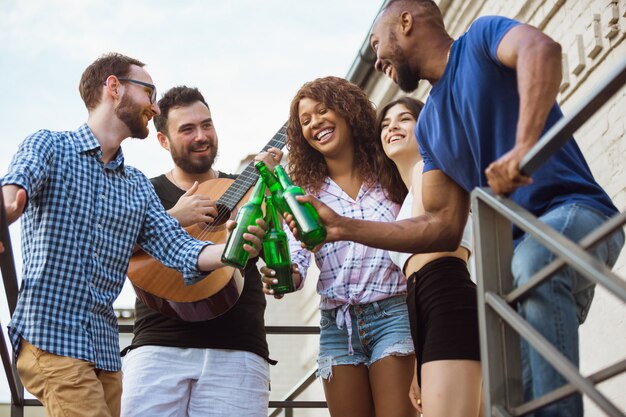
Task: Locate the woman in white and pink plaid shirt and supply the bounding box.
[262,76,416,417]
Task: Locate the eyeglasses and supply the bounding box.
[117,78,157,104]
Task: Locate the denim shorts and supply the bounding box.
[317,295,414,379]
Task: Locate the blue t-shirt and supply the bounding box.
[416,16,617,239]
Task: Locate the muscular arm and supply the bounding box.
[499,24,562,149]
[486,24,562,194]
[304,169,470,253]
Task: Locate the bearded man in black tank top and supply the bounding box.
[120,86,282,417]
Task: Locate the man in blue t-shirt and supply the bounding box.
[297,1,624,416]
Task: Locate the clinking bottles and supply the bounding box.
[254,161,326,249]
[221,179,266,269]
[262,195,295,295]
[255,160,287,215]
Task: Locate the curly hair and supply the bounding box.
[286,76,406,204]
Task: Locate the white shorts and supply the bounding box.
[121,346,270,417]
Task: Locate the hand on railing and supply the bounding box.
[1,185,27,226]
[485,143,534,195]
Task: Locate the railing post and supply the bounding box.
[11,395,24,417]
[473,189,522,417]
[1,182,26,417]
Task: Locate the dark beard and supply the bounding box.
[391,39,419,92]
[170,144,218,174]
[396,61,419,92]
[116,93,149,139]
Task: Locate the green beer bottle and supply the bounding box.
[274,165,326,249]
[254,161,288,215]
[221,179,266,269]
[262,195,295,295]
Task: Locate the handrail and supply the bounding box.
[2,323,326,412]
[506,211,626,304]
[485,291,622,416]
[513,359,626,416]
[474,50,626,417]
[0,189,19,316]
[1,186,27,416]
[473,190,626,416]
[474,189,626,304]
[520,56,626,176]
[0,322,21,407]
[119,324,321,335]
[269,367,326,417]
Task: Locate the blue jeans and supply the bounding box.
[317,295,414,379]
[512,204,624,417]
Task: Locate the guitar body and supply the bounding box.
[127,124,287,322]
[128,178,253,322]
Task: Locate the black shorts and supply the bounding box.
[406,256,481,385]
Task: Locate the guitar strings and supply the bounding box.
[194,170,258,240]
[191,129,287,243]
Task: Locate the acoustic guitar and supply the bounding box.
[127,125,286,322]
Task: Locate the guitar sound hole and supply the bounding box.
[212,203,232,227]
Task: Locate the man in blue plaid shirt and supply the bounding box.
[0,53,265,417]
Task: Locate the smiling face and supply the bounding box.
[114,65,160,139]
[297,97,353,159]
[380,103,419,163]
[370,10,420,92]
[160,101,218,174]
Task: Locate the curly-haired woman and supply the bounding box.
[262,76,416,417]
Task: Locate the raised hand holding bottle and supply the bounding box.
[221,179,265,269]
[273,165,326,249]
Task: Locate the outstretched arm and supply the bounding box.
[295,169,470,253]
[197,218,266,272]
[485,24,562,195]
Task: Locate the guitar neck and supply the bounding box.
[218,125,286,211]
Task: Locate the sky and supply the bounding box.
[0,0,383,402]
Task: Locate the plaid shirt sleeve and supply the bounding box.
[0,129,56,202]
[134,171,211,285]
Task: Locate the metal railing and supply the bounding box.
[0,193,326,416]
[474,56,626,417]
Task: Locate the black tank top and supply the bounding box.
[124,173,274,364]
